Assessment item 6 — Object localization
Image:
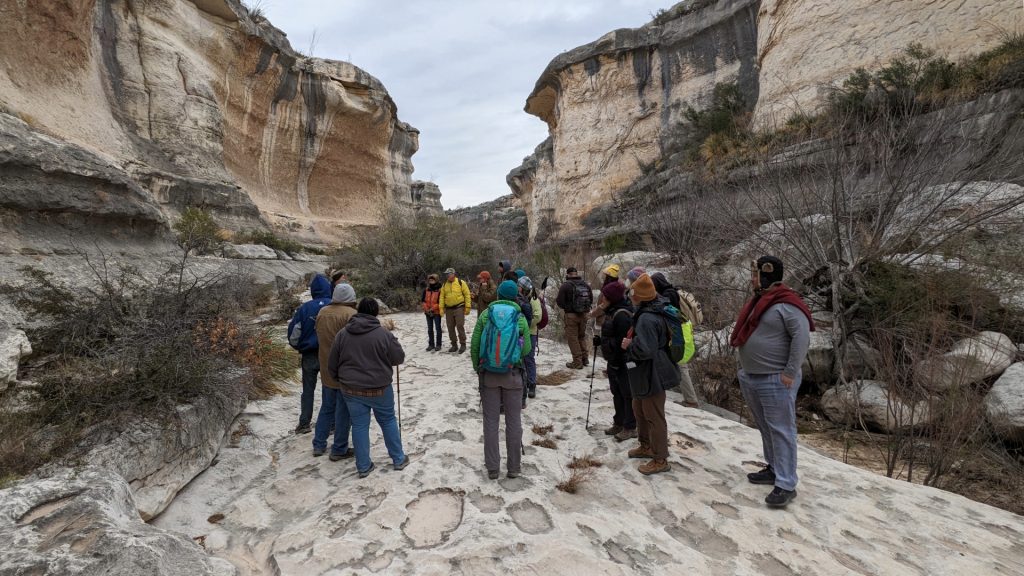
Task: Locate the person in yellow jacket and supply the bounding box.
[440,267,472,353]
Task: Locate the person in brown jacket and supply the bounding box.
[311,283,357,460]
[475,271,497,315]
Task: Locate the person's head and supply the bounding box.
[427,273,439,285]
[629,273,657,305]
[502,270,518,282]
[752,256,784,292]
[332,282,356,303]
[601,264,620,284]
[650,271,672,294]
[565,266,580,279]
[601,280,627,305]
[330,270,347,286]
[444,267,457,282]
[497,280,519,301]
[518,276,534,296]
[477,271,491,284]
[357,297,379,316]
[624,266,645,288]
[515,268,526,279]
[498,260,512,275]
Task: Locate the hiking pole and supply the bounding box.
[584,321,599,430]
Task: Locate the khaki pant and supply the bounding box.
[564,312,588,364]
[445,307,467,347]
[633,392,669,460]
[678,364,700,405]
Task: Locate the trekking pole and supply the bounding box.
[584,321,599,430]
[396,365,402,436]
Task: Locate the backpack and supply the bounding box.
[600,307,633,359]
[537,296,550,330]
[661,305,688,364]
[478,302,524,373]
[570,280,593,313]
[676,289,704,325]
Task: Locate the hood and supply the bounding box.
[428,282,442,291]
[639,296,669,313]
[346,313,382,335]
[650,272,673,295]
[499,260,512,273]
[310,274,332,299]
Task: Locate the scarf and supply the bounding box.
[729,284,815,348]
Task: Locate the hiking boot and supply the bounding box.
[565,361,583,370]
[527,388,536,399]
[614,428,638,442]
[488,470,500,480]
[638,459,670,475]
[582,358,590,367]
[329,448,355,461]
[628,444,654,459]
[765,486,797,508]
[507,470,520,479]
[458,344,467,354]
[682,401,700,408]
[521,399,527,409]
[604,424,623,436]
[393,455,410,471]
[448,345,459,353]
[358,462,375,478]
[312,447,326,457]
[747,465,776,485]
[425,345,434,352]
[294,424,312,435]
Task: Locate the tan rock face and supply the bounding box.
[0,0,430,246]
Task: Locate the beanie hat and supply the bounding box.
[602,264,621,279]
[332,282,356,303]
[497,280,519,300]
[601,281,627,304]
[515,269,526,279]
[357,297,379,316]
[626,266,645,282]
[478,271,491,281]
[630,273,657,302]
[518,276,533,292]
[756,255,784,289]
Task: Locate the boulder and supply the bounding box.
[839,337,883,380]
[801,330,835,385]
[985,362,1024,442]
[0,467,235,575]
[821,380,931,432]
[0,325,31,384]
[591,252,672,278]
[914,332,1016,392]
[694,326,733,359]
[221,243,279,260]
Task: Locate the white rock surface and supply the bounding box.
[0,324,31,384]
[914,331,1016,392]
[592,252,673,277]
[801,329,835,385]
[985,362,1024,442]
[821,380,931,433]
[221,243,279,260]
[154,312,1024,575]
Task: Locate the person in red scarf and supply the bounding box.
[730,255,814,509]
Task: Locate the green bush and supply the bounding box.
[174,207,223,254]
[233,229,325,255]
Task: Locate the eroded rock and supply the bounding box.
[985,362,1024,442]
[914,332,1016,392]
[821,380,931,432]
[221,243,279,260]
[0,324,31,385]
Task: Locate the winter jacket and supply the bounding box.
[470,299,533,370]
[287,274,332,353]
[556,278,592,313]
[315,302,358,389]
[439,277,472,315]
[476,281,497,312]
[422,283,442,315]
[516,294,534,327]
[328,313,405,395]
[627,297,681,398]
[600,300,634,368]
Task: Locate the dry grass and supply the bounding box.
[532,438,557,449]
[556,468,593,494]
[531,424,554,436]
[537,370,573,386]
[228,419,253,448]
[207,513,225,524]
[568,454,604,470]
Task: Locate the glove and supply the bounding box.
[592,335,602,347]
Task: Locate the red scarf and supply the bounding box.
[729,284,815,348]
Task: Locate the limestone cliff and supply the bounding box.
[0,0,434,251]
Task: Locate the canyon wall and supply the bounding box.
[0,0,437,252]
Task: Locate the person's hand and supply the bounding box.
[592,335,602,347]
[781,373,795,388]
[620,337,632,350]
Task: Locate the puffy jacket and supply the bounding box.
[528,296,542,335]
[287,274,332,353]
[328,313,405,392]
[470,299,533,370]
[439,277,471,315]
[315,302,358,389]
[627,297,681,398]
[422,283,441,315]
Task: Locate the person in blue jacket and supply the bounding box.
[288,274,333,434]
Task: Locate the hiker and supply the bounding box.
[624,266,645,290]
[421,274,443,351]
[555,267,593,369]
[475,271,497,315]
[731,256,813,509]
[498,260,513,278]
[471,280,532,480]
[328,298,410,478]
[330,270,348,288]
[589,264,622,324]
[517,276,542,400]
[620,273,680,475]
[312,283,356,459]
[439,267,471,353]
[287,274,333,434]
[515,268,526,280]
[651,272,701,408]
[598,281,637,442]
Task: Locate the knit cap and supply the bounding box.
[603,264,621,279]
[497,280,519,300]
[478,271,491,281]
[515,269,526,279]
[601,281,627,304]
[518,276,533,292]
[630,273,657,302]
[332,283,356,303]
[626,266,646,282]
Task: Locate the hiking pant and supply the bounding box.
[299,351,320,427]
[739,369,800,491]
[312,386,352,455]
[342,386,406,474]
[678,364,700,405]
[523,334,538,390]
[445,308,467,347]
[633,391,668,460]
[564,312,588,364]
[481,369,523,474]
[425,313,443,348]
[608,364,636,430]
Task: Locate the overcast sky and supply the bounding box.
[260,0,672,209]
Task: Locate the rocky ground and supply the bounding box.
[152,312,1024,576]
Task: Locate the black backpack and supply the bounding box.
[570,280,592,313]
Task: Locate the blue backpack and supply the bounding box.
[661,305,687,364]
[479,302,524,373]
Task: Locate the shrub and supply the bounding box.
[174,207,224,254]
[556,468,592,494]
[233,229,324,256]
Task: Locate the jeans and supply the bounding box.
[299,351,320,427]
[313,386,352,454]
[343,386,406,473]
[633,392,668,459]
[608,364,636,429]
[523,334,538,390]
[425,314,443,348]
[481,370,523,474]
[738,369,801,491]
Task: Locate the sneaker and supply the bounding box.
[312,447,326,457]
[294,424,312,435]
[628,444,654,459]
[614,428,638,442]
[527,388,536,399]
[507,471,520,479]
[434,345,442,351]
[393,455,410,470]
[458,344,467,354]
[604,424,623,436]
[565,361,583,370]
[487,470,499,480]
[765,486,797,508]
[358,463,375,478]
[448,345,459,353]
[638,459,670,475]
[329,448,355,461]
[747,465,776,485]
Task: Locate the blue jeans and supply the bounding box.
[426,314,443,347]
[523,334,538,390]
[313,386,352,454]
[299,351,320,427]
[343,386,406,473]
[738,369,801,491]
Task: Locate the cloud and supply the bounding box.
[260,0,672,208]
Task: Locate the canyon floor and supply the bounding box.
[154,312,1024,576]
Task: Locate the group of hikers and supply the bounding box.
[287,255,812,509]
